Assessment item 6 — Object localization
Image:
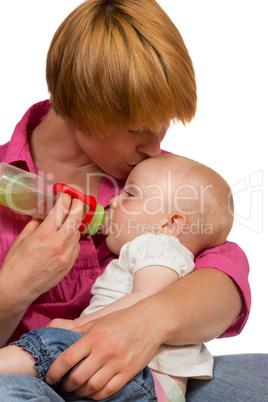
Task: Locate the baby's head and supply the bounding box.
[105,154,234,256]
[154,154,234,255]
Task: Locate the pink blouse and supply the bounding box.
[0,101,251,345]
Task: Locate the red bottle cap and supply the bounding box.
[53,183,97,233]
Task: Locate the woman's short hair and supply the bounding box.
[46,0,197,136]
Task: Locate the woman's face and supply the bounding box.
[74,125,167,179]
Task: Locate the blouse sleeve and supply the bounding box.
[194,241,251,338]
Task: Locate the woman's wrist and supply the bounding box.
[0,284,28,347]
[0,268,31,318]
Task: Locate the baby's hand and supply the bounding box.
[46,318,75,330]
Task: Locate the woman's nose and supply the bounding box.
[137,129,166,158]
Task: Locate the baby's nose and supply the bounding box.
[109,196,119,208]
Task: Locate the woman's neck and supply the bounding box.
[28,109,103,198]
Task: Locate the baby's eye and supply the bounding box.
[124,190,134,198]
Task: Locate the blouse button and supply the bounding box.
[89,270,98,279]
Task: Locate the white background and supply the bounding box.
[0,1,267,355]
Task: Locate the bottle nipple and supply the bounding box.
[83,205,110,235]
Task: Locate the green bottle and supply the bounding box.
[0,162,109,235]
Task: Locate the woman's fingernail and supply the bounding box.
[46,376,53,385]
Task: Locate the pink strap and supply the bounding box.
[151,371,168,401]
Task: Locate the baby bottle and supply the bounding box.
[0,163,109,235]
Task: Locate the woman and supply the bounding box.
[0,1,262,400]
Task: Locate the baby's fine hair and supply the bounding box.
[155,154,234,253]
[46,0,197,136]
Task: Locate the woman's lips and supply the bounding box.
[124,163,136,172]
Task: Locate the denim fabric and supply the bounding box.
[186,353,268,401]
[0,374,67,402]
[9,327,157,401]
[2,329,268,401]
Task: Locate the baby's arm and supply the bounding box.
[48,265,179,329]
[51,235,193,329]
[71,265,180,328]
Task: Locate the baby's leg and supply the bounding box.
[0,344,38,377]
[0,327,83,382]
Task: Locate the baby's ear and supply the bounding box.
[160,213,187,237]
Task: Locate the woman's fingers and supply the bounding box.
[46,308,160,399]
[2,193,85,304]
[59,196,85,235]
[42,192,86,236]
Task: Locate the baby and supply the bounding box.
[0,154,234,401]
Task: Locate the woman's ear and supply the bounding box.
[160,213,187,237]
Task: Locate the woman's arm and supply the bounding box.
[0,194,83,347]
[150,267,243,345]
[46,267,242,400]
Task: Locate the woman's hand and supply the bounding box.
[0,194,84,345]
[46,305,162,400]
[2,193,83,302]
[45,268,243,400]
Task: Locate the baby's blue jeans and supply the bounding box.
[6,327,157,401]
[1,328,267,401]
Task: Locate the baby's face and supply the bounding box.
[104,158,169,254]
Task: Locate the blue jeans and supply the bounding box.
[3,327,157,401]
[186,353,268,401]
[1,328,267,401]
